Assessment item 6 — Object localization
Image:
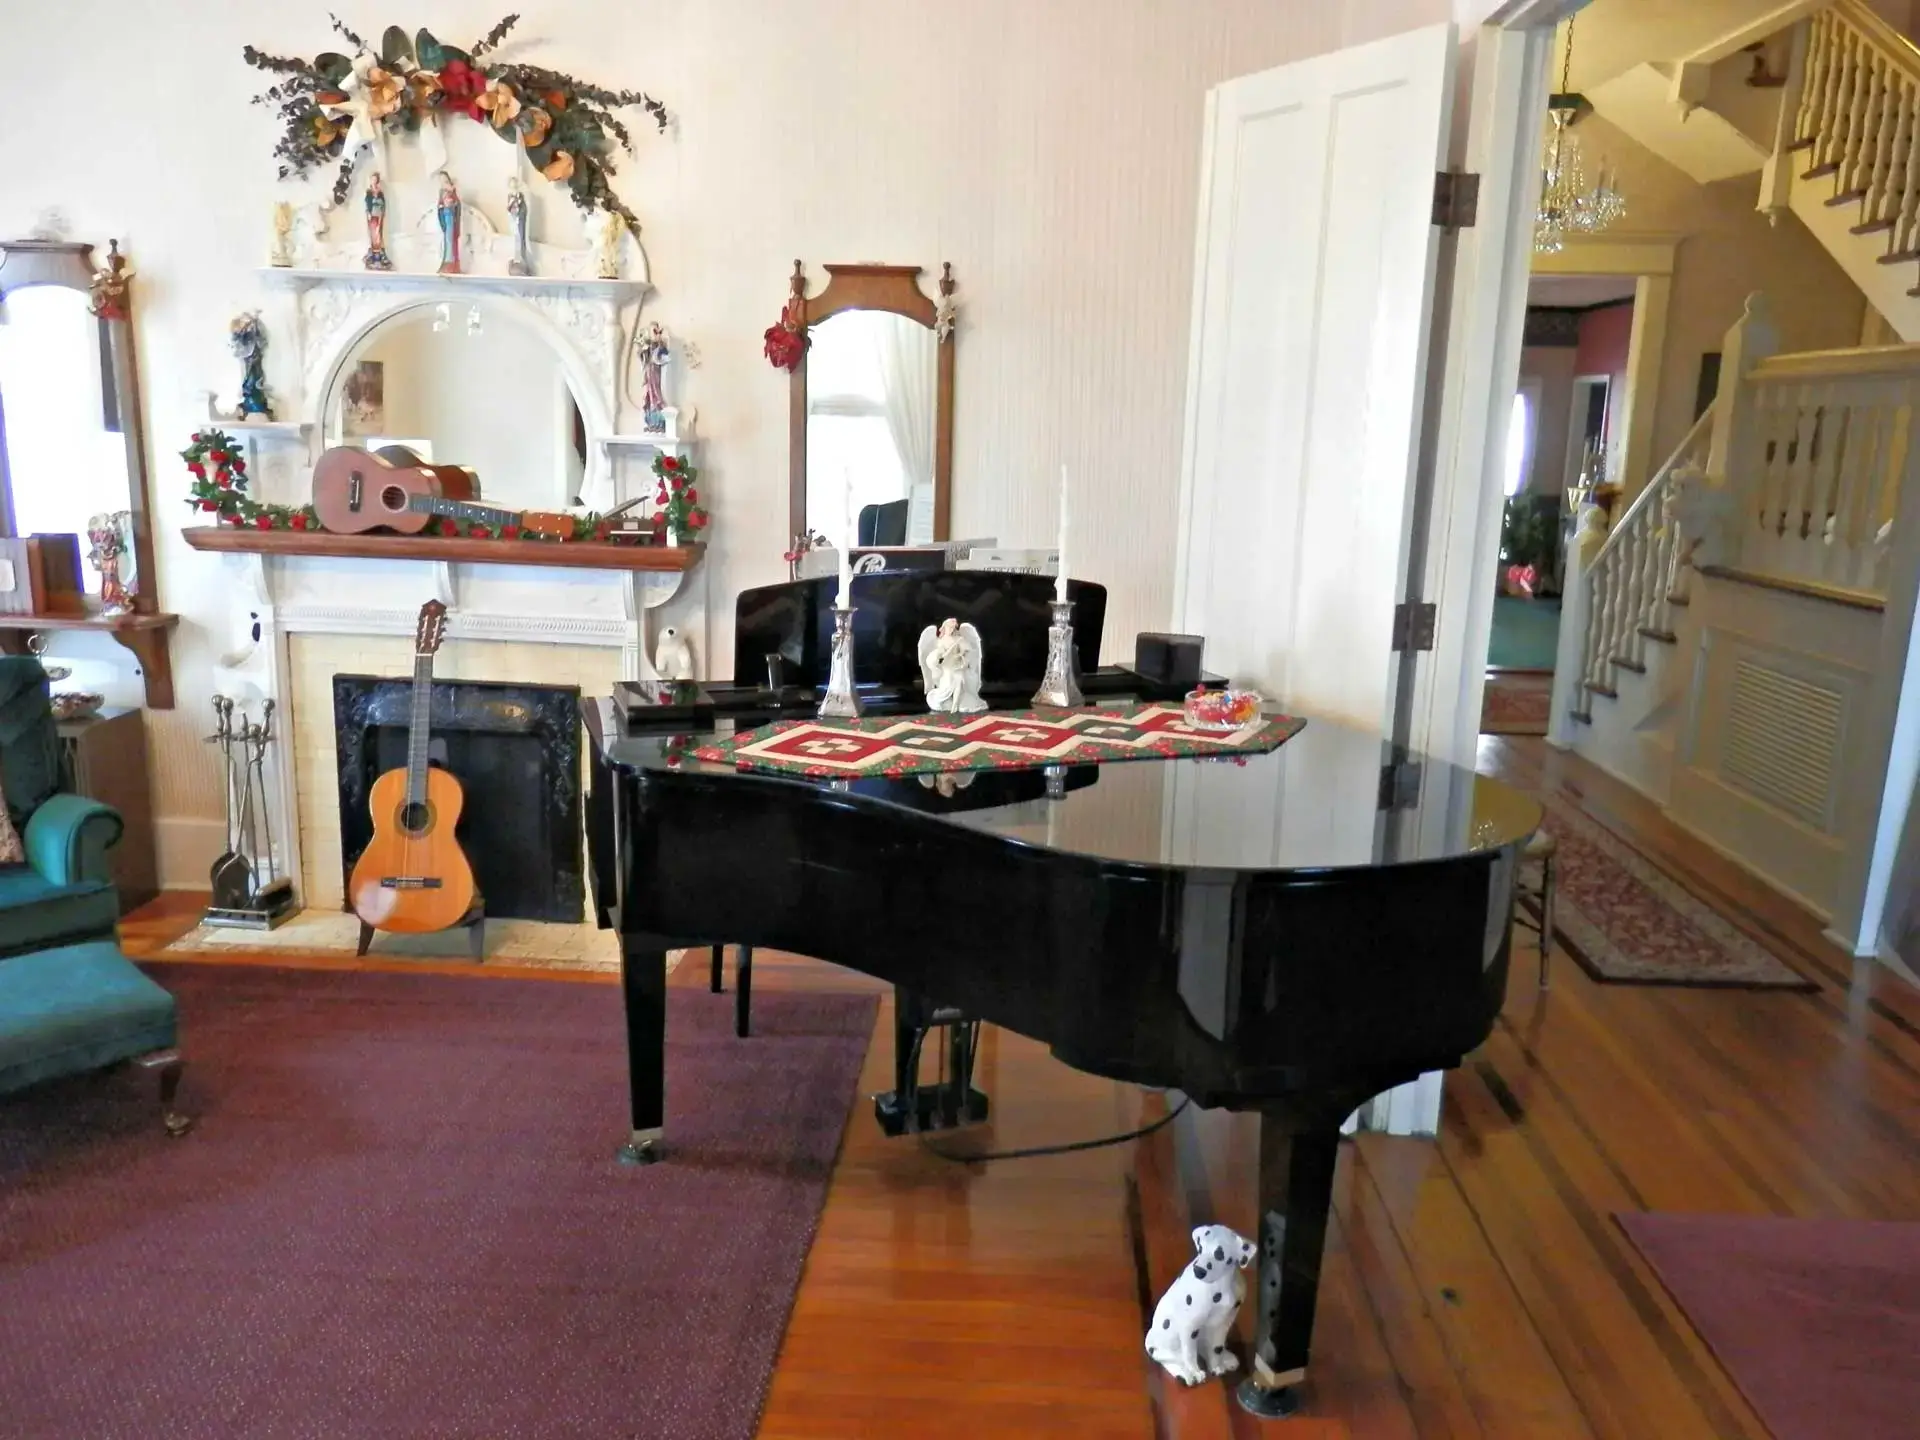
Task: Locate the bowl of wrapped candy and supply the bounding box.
[50,692,105,721]
[1183,686,1264,731]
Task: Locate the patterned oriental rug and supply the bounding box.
[1481,672,1553,736]
[692,703,1306,779]
[1538,794,1813,989]
[0,964,877,1440]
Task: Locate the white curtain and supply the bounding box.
[871,319,937,541]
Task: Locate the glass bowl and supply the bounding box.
[1183,687,1264,731]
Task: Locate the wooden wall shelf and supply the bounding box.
[181,526,703,573]
[0,611,180,709]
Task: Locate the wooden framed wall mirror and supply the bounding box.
[787,261,956,546]
[0,237,176,707]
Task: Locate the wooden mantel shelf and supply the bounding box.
[0,610,180,710]
[181,526,703,573]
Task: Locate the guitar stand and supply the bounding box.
[356,897,487,961]
[873,985,990,1136]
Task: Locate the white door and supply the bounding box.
[1170,24,1461,1137]
[1172,22,1457,734]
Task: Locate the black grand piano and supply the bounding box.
[585,569,1539,1419]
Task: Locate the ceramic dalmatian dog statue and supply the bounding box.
[1145,1224,1258,1385]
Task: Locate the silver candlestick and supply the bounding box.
[819,602,863,718]
[1031,599,1085,708]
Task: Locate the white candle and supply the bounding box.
[837,469,854,607]
[1054,463,1070,603]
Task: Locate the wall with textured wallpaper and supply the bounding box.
[0,0,1452,884]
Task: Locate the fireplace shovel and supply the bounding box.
[210,698,255,910]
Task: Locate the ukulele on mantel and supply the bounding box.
[348,600,477,934]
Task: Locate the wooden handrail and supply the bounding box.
[1590,410,1713,572]
[1836,0,1920,87]
[1751,341,1920,382]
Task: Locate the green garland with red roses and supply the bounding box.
[182,430,319,531]
[183,430,705,543]
[244,14,667,225]
[653,453,708,537]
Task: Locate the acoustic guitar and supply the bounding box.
[311,445,573,538]
[347,600,478,934]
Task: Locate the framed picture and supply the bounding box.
[342,360,385,437]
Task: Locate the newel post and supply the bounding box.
[1686,294,1779,571]
[1759,20,1811,225]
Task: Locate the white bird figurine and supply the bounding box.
[918,618,986,713]
[654,626,695,682]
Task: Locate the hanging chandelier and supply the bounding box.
[1535,16,1625,254]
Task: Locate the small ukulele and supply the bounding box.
[347,600,478,934]
[311,445,573,538]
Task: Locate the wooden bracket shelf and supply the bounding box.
[181,526,703,573]
[0,611,180,710]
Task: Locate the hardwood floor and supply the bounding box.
[118,737,1920,1438]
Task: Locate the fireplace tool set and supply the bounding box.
[203,695,295,930]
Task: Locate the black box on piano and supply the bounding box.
[613,680,715,733]
[1133,632,1204,689]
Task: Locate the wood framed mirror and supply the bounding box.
[787,261,955,547]
[0,237,176,707]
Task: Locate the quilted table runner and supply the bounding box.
[690,703,1306,779]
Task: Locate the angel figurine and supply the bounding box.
[918,618,987,713]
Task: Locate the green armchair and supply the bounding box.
[0,656,187,1134]
[0,657,124,960]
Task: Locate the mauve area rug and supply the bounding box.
[1619,1213,1920,1440]
[0,964,877,1439]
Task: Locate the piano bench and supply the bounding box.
[1516,831,1558,988]
[707,945,754,1037]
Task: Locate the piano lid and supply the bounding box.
[600,711,1540,874]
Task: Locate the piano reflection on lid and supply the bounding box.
[586,566,1541,1419]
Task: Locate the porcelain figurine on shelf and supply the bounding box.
[435,171,462,275]
[230,311,272,419]
[268,202,294,268]
[918,618,987,713]
[639,322,670,432]
[1146,1225,1257,1387]
[363,171,393,270]
[590,209,625,280]
[506,177,533,277]
[86,511,130,615]
[653,626,695,682]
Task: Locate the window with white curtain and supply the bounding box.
[1503,385,1539,498]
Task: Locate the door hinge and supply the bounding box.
[1433,170,1481,231]
[1378,760,1424,811]
[1392,601,1437,653]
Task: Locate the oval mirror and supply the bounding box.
[323,301,596,513]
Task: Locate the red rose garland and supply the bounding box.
[653,453,710,537]
[180,427,318,530]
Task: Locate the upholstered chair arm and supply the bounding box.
[23,794,124,887]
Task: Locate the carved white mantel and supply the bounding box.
[202,205,707,906]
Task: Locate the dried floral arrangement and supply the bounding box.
[243,13,667,226]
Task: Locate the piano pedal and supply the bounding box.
[873,1084,991,1137]
[874,1010,990,1136]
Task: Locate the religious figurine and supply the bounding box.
[230,312,272,419]
[918,618,987,713]
[653,626,695,682]
[268,203,294,268]
[86,512,130,615]
[590,209,625,280]
[363,172,393,271]
[435,171,462,275]
[506,177,533,277]
[1145,1226,1257,1387]
[639,322,671,432]
[86,240,131,321]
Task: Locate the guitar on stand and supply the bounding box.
[347,599,482,956]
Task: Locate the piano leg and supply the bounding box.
[1236,1119,1341,1420]
[617,937,669,1165]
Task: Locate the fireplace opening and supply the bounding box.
[333,675,583,923]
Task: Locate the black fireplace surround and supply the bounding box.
[332,675,583,923]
